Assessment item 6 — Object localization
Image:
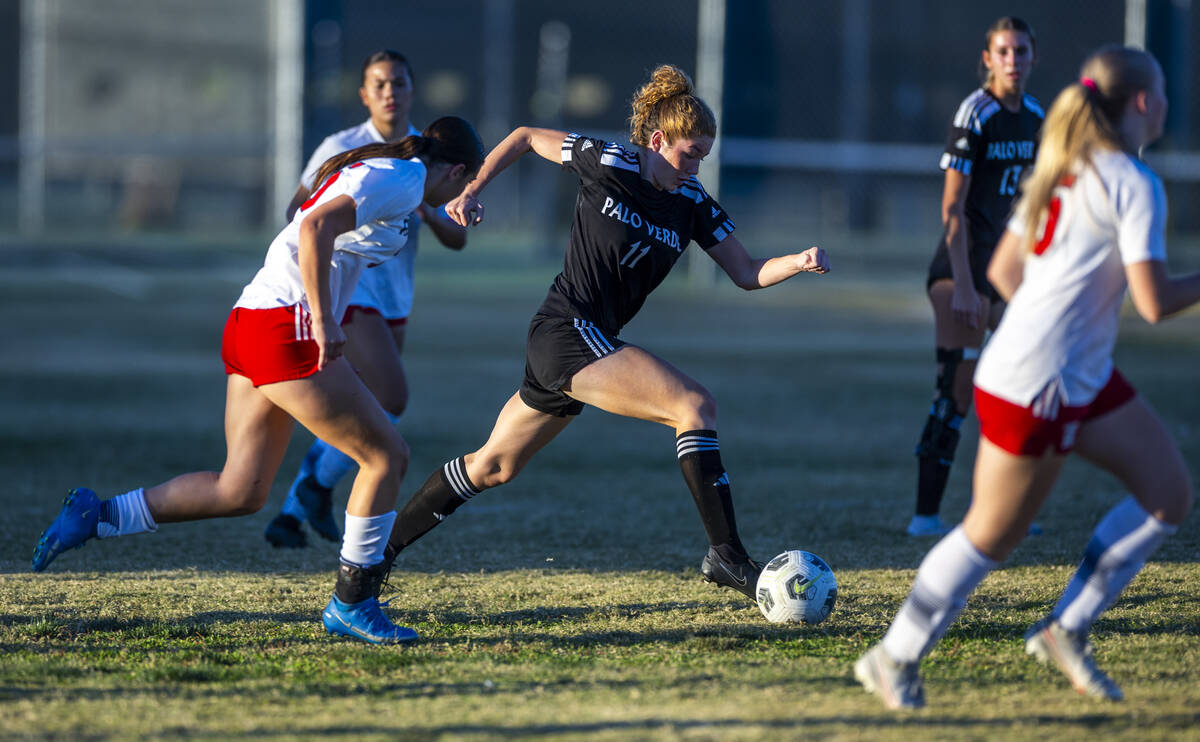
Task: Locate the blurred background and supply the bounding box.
[0,0,1196,252]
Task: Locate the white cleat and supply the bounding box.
[1025,619,1123,701]
[855,643,926,710]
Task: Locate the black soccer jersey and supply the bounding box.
[940,88,1044,249]
[535,133,735,334]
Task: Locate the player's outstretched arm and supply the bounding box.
[707,234,830,290]
[445,126,568,227]
[1126,260,1200,324]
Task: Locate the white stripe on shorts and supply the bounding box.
[294,305,312,341]
[573,318,615,358]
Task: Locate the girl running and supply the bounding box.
[266,50,470,548]
[377,65,829,603]
[858,45,1198,709]
[32,117,484,646]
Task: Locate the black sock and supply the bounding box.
[914,351,968,518]
[385,457,479,560]
[914,407,964,516]
[915,454,954,516]
[676,429,746,555]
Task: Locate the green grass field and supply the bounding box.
[1,231,1198,741]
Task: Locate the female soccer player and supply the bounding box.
[909,17,1044,537]
[857,45,1198,709]
[376,64,829,602]
[265,50,470,549]
[32,117,485,646]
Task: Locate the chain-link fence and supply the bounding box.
[2,0,1196,244]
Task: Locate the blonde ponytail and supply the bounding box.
[628,64,716,146]
[1018,46,1158,251]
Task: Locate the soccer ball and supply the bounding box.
[755,550,838,625]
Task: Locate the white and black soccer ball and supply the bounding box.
[755,550,837,625]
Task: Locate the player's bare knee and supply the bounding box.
[474,455,520,488]
[221,483,270,516]
[359,434,410,481]
[1159,469,1193,525]
[677,387,717,429]
[381,436,411,479]
[1133,464,1192,525]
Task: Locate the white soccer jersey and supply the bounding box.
[235,157,426,323]
[300,119,424,320]
[300,120,420,189]
[975,149,1167,411]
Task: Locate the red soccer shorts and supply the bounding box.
[221,305,320,386]
[975,369,1136,456]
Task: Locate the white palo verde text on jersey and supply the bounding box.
[537,133,734,334]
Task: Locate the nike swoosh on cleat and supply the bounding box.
[328,611,388,641]
[718,562,747,586]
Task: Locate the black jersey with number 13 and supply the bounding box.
[940,88,1044,249]
[535,133,735,335]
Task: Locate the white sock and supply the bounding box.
[339,511,397,567]
[312,412,400,489]
[883,526,997,664]
[1053,496,1176,634]
[95,488,158,539]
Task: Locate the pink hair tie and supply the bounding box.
[1080,77,1098,92]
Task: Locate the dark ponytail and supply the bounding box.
[310,116,485,192]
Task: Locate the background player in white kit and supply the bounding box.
[909,17,1044,537]
[857,45,1199,709]
[264,50,470,548]
[32,118,485,646]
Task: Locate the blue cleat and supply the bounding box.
[322,595,418,645]
[32,488,101,572]
[293,474,341,543]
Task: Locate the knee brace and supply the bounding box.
[915,349,971,463]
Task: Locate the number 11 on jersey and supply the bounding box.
[620,241,650,268]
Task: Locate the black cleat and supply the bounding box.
[700,546,763,601]
[264,514,307,548]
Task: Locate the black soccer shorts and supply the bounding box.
[519,313,626,417]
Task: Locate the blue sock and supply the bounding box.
[313,440,356,489]
[280,490,306,521]
[281,443,322,520]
